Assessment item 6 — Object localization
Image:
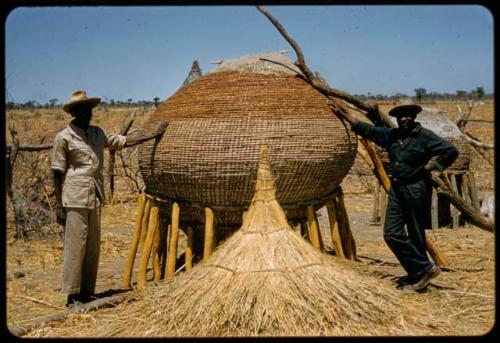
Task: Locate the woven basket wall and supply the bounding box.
[138,70,357,227]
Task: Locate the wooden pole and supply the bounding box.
[203,207,215,260]
[431,187,439,230]
[425,236,449,267]
[305,205,324,251]
[185,226,194,272]
[152,220,161,282]
[460,173,472,227]
[430,174,494,232]
[122,193,147,287]
[137,205,159,289]
[326,199,345,258]
[336,193,355,260]
[165,202,180,279]
[160,222,168,279]
[300,221,309,241]
[467,172,481,210]
[449,174,460,228]
[139,198,151,251]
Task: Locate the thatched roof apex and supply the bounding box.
[208,50,303,76]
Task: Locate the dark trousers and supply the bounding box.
[383,179,433,277]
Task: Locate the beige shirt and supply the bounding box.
[51,121,127,209]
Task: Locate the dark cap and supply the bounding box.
[388,104,422,117]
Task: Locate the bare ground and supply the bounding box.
[5,189,495,338]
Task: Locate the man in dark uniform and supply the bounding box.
[341,104,459,292]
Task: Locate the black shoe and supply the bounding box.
[79,291,97,303]
[395,274,418,287]
[66,293,84,308]
[412,265,441,292]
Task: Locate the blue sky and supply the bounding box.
[5,5,494,104]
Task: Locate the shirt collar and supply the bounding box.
[396,122,421,138]
[68,120,89,140]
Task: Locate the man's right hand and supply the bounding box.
[155,121,168,137]
[56,205,66,225]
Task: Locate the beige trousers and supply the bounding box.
[62,202,101,294]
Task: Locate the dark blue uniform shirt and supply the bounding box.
[352,121,459,183]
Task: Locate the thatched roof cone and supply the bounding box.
[93,148,437,337]
[182,60,203,86]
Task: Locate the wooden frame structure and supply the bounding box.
[122,186,360,289]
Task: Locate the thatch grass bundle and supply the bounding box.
[85,148,439,337]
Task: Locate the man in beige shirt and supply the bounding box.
[51,90,166,307]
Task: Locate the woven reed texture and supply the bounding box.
[138,71,357,226]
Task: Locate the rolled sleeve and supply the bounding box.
[352,121,392,148]
[51,133,67,172]
[105,132,127,151]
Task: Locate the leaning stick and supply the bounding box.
[425,236,449,267]
[165,202,180,279]
[305,205,323,251]
[122,193,147,287]
[358,138,391,192]
[137,205,159,289]
[9,293,134,337]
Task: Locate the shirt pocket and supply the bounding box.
[68,141,92,166]
[404,145,426,166]
[62,181,91,207]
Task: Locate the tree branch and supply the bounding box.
[257,6,495,233]
[256,5,394,128]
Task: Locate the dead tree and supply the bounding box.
[256,5,494,233]
[455,102,494,168]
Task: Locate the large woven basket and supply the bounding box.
[138,53,357,227]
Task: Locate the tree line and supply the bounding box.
[6,88,491,110]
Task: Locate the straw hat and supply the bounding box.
[388,104,422,117]
[62,90,101,114]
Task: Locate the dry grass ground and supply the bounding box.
[5,100,495,337]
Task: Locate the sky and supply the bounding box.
[5,5,494,105]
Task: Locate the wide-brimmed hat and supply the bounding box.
[388,104,422,117]
[62,90,101,114]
